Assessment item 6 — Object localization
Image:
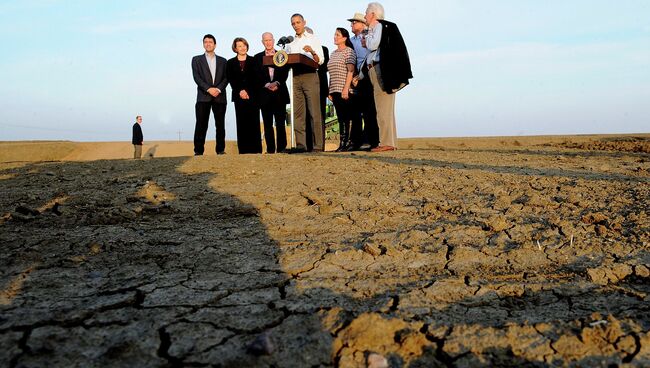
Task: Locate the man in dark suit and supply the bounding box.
[191,34,228,155]
[253,32,290,154]
[132,115,143,159]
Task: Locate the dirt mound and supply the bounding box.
[551,136,650,153]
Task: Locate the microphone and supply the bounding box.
[276,36,294,46]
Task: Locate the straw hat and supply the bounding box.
[347,12,367,25]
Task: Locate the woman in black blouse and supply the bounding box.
[226,37,262,154]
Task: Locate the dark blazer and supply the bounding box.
[318,46,329,98]
[377,20,413,94]
[253,51,290,106]
[132,123,143,145]
[226,55,258,103]
[192,53,228,103]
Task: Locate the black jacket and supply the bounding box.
[253,51,290,106]
[226,55,258,103]
[378,20,413,94]
[191,53,228,103]
[132,123,143,145]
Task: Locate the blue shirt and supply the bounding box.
[350,34,369,71]
[364,22,382,65]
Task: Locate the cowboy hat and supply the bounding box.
[347,12,367,24]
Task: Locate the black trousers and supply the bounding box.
[331,92,353,145]
[194,101,227,155]
[261,103,287,153]
[234,100,262,154]
[357,77,379,148]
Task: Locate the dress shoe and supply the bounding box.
[345,144,362,152]
[286,147,307,154]
[370,145,396,152]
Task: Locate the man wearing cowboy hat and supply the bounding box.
[347,12,379,150]
[348,12,369,72]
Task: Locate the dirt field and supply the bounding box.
[1,135,649,367]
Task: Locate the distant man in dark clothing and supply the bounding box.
[191,34,229,155]
[132,115,143,159]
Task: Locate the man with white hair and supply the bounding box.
[253,32,290,153]
[363,2,412,152]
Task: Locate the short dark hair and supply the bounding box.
[231,37,249,53]
[203,34,216,43]
[291,13,304,21]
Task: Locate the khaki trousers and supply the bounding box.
[369,65,397,148]
[133,145,142,159]
[293,72,324,151]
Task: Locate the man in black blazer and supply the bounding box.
[132,115,143,159]
[191,34,228,155]
[253,32,290,153]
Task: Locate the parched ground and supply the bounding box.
[1,135,649,367]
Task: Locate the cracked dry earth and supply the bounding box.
[1,138,650,367]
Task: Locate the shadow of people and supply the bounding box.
[0,152,649,367]
[144,144,159,158]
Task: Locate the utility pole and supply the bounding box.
[177,130,182,142]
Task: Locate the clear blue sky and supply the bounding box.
[0,0,648,141]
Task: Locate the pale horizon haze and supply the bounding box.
[0,1,648,142]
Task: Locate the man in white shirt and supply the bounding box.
[286,14,325,152]
[364,2,397,152]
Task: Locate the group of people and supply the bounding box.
[190,2,412,155]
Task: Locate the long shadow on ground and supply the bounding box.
[1,156,649,367]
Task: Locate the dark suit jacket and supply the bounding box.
[377,20,413,94]
[318,46,329,99]
[132,123,143,145]
[192,53,228,103]
[226,56,258,103]
[253,51,290,107]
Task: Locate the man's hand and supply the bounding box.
[207,87,219,97]
[240,90,250,100]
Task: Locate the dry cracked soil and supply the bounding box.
[1,136,649,367]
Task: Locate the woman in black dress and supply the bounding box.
[226,37,262,154]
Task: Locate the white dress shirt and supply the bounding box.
[287,32,324,65]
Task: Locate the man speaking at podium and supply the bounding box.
[286,13,325,153]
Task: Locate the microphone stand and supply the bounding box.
[280,42,295,149]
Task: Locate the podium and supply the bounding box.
[262,53,319,148]
[262,53,318,69]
